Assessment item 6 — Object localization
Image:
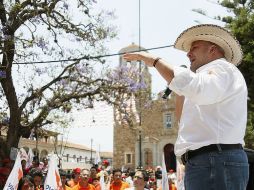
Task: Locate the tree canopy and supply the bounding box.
[219,0,254,148]
[0,0,146,158]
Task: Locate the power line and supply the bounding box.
[14,44,174,65]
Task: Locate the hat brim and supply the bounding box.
[174,24,243,65]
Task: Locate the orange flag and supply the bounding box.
[3,152,23,190]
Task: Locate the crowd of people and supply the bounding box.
[0,156,178,190]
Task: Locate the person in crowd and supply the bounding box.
[168,169,177,185]
[18,176,34,190]
[78,169,95,190]
[147,172,156,190]
[59,169,72,190]
[92,176,101,190]
[21,159,29,176]
[101,160,111,174]
[88,166,98,184]
[30,169,43,190]
[0,158,12,188]
[68,168,81,188]
[41,157,48,177]
[124,170,134,187]
[123,24,249,190]
[125,170,149,190]
[27,156,40,175]
[154,166,162,188]
[110,169,130,190]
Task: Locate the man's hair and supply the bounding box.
[59,169,67,177]
[81,168,90,175]
[136,170,149,182]
[112,168,122,175]
[90,166,97,170]
[30,168,43,178]
[18,176,34,190]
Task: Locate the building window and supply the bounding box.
[125,153,132,164]
[73,155,76,163]
[164,113,172,129]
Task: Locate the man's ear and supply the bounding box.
[210,45,217,53]
[209,45,218,55]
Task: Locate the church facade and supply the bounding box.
[113,43,178,171]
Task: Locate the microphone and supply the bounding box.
[162,87,171,99]
[162,65,187,99]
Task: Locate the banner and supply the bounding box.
[44,154,63,190]
[3,152,23,190]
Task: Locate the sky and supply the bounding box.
[65,0,229,152]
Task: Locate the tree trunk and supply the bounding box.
[0,33,22,158]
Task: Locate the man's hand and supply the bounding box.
[123,52,157,67]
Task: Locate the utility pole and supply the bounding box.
[138,0,143,169]
[90,138,93,164]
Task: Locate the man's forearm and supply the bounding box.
[175,94,185,122]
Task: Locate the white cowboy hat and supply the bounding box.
[174,24,243,65]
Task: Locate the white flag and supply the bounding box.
[3,152,23,190]
[99,171,106,190]
[26,148,34,168]
[176,159,185,190]
[161,153,169,190]
[44,154,63,190]
[95,148,101,164]
[19,148,28,161]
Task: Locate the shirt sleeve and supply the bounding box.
[169,63,233,105]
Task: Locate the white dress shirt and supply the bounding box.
[169,58,247,156]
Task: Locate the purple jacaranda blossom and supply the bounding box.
[30,16,41,24]
[106,11,114,17]
[34,68,45,75]
[37,38,47,50]
[107,63,148,92]
[121,102,128,108]
[60,79,69,86]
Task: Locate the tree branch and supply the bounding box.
[20,60,80,111]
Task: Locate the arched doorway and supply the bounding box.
[144,148,153,169]
[163,144,176,172]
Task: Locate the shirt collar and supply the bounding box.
[196,58,227,73]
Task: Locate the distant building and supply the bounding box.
[0,126,112,170]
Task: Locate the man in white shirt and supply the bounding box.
[125,170,149,190]
[123,24,249,190]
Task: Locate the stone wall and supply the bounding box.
[113,94,178,170]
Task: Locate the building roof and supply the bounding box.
[100,151,113,158]
[118,42,147,54]
[58,141,95,151]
